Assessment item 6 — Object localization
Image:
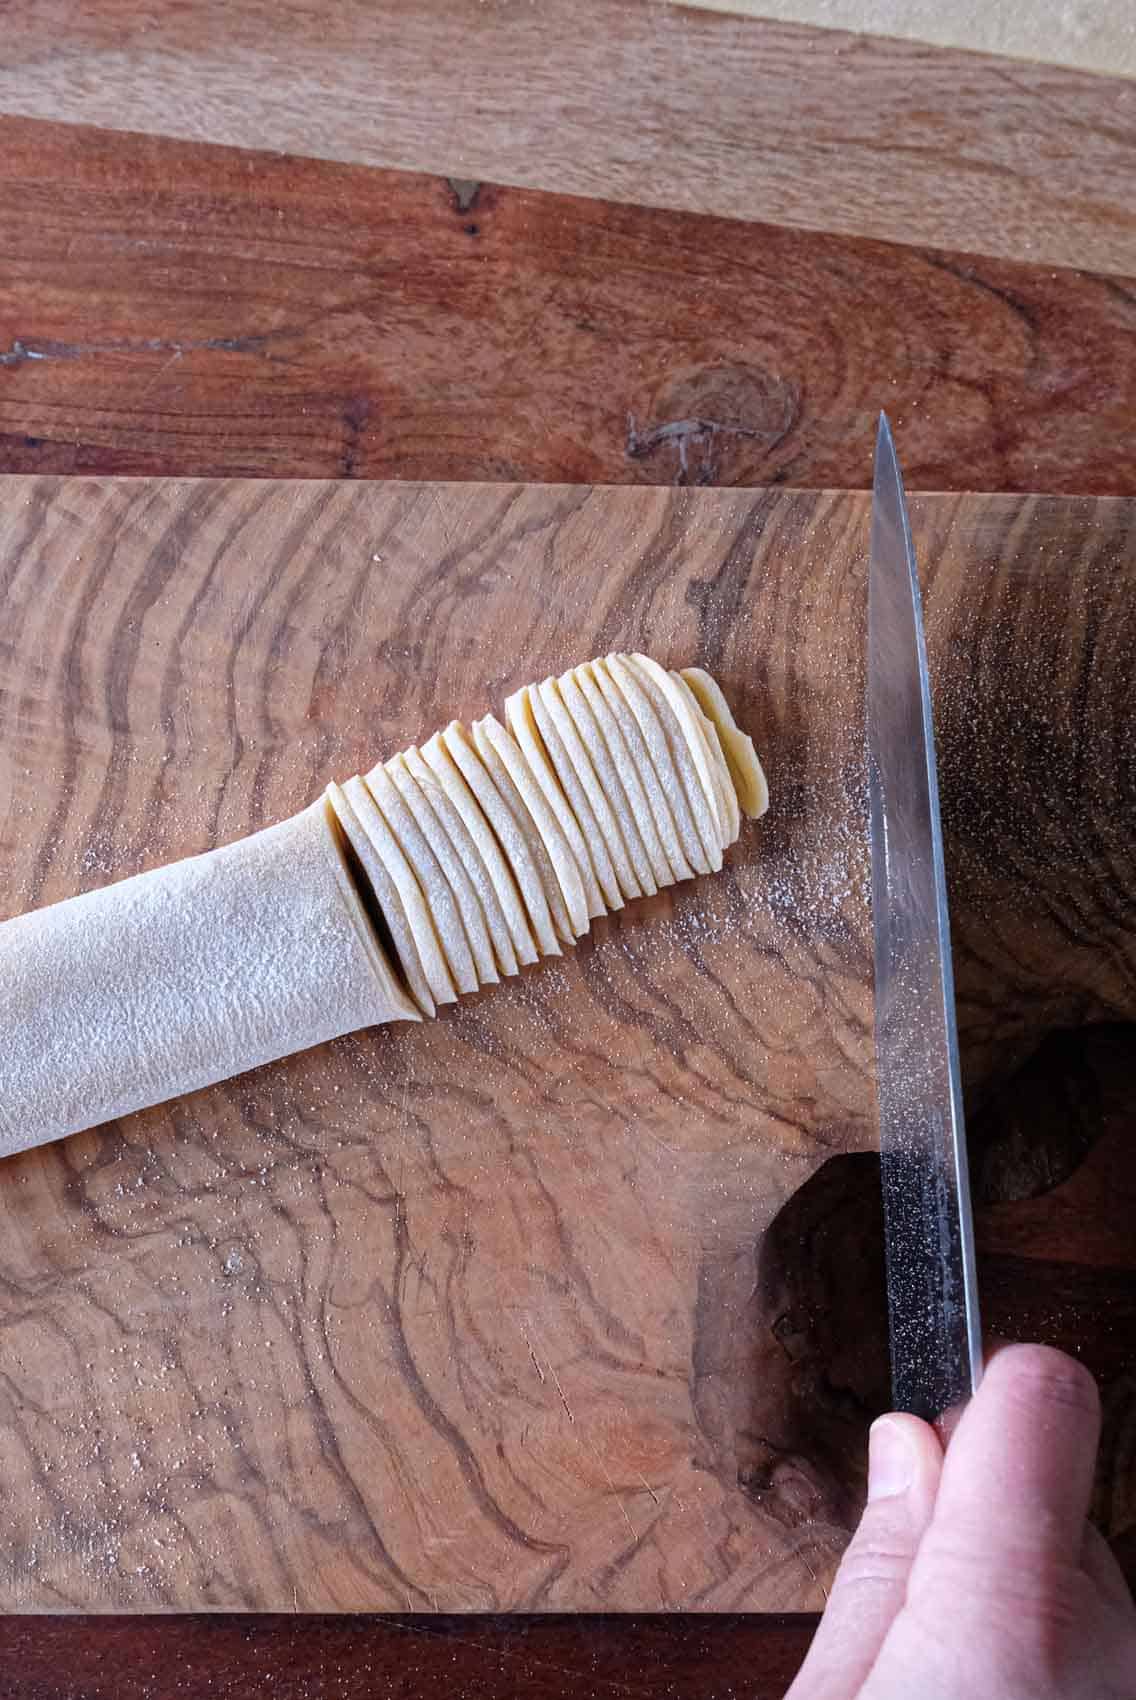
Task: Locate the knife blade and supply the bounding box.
[868,412,983,1421]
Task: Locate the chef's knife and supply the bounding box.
[868,412,983,1421]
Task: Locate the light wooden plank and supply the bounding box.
[1,0,1134,274]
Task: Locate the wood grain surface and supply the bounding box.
[0,477,1133,1614]
[4,116,1136,494]
[2,0,1135,275]
[0,475,871,1612]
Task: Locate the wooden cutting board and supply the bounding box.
[0,478,1132,1612]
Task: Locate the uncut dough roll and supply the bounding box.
[0,654,767,1159]
[0,800,418,1159]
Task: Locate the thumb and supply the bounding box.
[786,1414,943,1700]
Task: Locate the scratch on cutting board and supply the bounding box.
[635,1470,660,1507]
[546,1357,574,1423]
[519,1321,642,1538]
[518,1319,547,1383]
[537,1342,645,1543]
[579,1432,639,1540]
[0,333,276,366]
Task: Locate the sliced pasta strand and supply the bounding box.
[554,669,648,901]
[671,669,741,845]
[420,731,539,967]
[385,752,501,986]
[603,654,706,877]
[658,660,735,846]
[398,746,514,979]
[571,662,666,893]
[364,761,479,996]
[527,681,625,911]
[440,722,561,958]
[504,684,608,918]
[342,775,457,1008]
[474,711,589,939]
[590,657,692,884]
[538,677,636,906]
[327,780,437,1017]
[680,667,770,820]
[626,653,725,866]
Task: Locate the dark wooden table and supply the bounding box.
[1,7,1135,1687]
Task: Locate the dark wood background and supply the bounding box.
[2,0,1135,1684]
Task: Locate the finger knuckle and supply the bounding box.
[997,1345,1100,1420]
[836,1534,916,1592]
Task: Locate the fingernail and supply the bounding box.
[868,1417,915,1501]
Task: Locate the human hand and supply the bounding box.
[787,1344,1136,1699]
